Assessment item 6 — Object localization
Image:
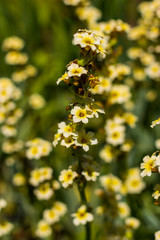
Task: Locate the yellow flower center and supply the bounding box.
[31,147,38,154]
[77,211,87,219]
[72,69,81,74]
[83,37,94,45]
[112,132,120,139]
[40,225,49,232]
[76,109,86,118]
[145,159,155,170]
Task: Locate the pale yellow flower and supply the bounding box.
[12,173,26,186]
[29,93,46,109]
[118,202,130,218]
[2,36,24,51]
[67,63,87,77]
[43,208,59,224]
[151,117,160,128]
[59,169,78,188]
[140,155,157,177]
[75,129,97,151]
[72,205,93,226]
[125,217,140,229]
[35,220,52,238]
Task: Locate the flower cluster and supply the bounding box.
[26,138,52,160]
[72,205,93,226]
[2,0,159,239]
[2,36,37,78]
[0,37,40,158]
[127,0,160,106]
[28,144,66,237]
[59,156,99,189]
[54,30,105,156]
[95,168,143,238]
[35,201,67,238]
[0,37,51,239]
[53,28,107,231]
[60,1,144,239]
[0,77,23,138]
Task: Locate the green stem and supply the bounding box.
[78,183,92,240]
[85,222,91,240]
[78,183,87,203]
[75,137,92,240]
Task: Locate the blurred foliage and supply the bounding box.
[0,0,160,240]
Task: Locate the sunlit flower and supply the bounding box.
[82,171,100,181]
[67,63,87,77]
[91,76,112,94]
[99,145,114,163]
[0,78,15,103]
[52,180,61,190]
[1,125,17,137]
[12,70,28,82]
[127,47,142,59]
[26,146,42,160]
[29,167,53,186]
[59,169,78,188]
[71,105,92,124]
[5,51,28,65]
[35,220,52,238]
[106,127,125,146]
[140,155,157,177]
[2,140,23,154]
[151,117,160,128]
[34,183,54,200]
[12,173,26,186]
[25,65,37,77]
[43,208,59,224]
[76,6,102,24]
[73,29,105,57]
[152,190,160,200]
[2,36,24,51]
[53,133,61,147]
[61,135,75,148]
[100,174,122,192]
[29,169,44,186]
[125,176,145,194]
[123,112,138,128]
[26,138,52,159]
[53,201,67,217]
[118,202,130,218]
[86,103,105,118]
[155,230,160,240]
[109,84,131,104]
[73,31,99,51]
[57,72,69,85]
[29,93,46,109]
[0,222,13,237]
[75,129,97,151]
[125,217,140,229]
[58,122,77,137]
[145,62,160,79]
[72,205,93,226]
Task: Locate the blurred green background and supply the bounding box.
[1,0,160,240]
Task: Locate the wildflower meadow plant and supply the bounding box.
[1,0,160,239]
[53,28,106,239]
[61,0,147,238]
